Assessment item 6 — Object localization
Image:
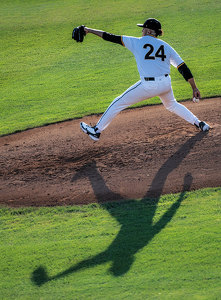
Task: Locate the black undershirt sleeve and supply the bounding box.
[177,63,193,81]
[102,32,124,46]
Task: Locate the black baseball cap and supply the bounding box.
[137,18,161,31]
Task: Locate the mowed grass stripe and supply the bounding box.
[0,187,220,299]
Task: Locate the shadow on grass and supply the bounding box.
[31,132,205,286]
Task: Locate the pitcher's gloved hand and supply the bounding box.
[72,25,86,42]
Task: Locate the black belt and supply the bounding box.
[144,74,168,81]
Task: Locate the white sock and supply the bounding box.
[194,119,200,127]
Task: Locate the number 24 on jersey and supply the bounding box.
[143,44,166,61]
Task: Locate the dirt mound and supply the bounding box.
[0,98,220,207]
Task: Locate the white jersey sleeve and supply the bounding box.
[169,46,184,68]
[122,36,139,53]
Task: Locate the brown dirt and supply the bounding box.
[0,98,220,207]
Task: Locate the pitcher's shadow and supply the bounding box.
[31,132,205,286]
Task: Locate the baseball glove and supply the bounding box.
[72,25,86,42]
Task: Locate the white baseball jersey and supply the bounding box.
[122,35,184,78]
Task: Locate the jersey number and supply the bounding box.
[143,44,166,61]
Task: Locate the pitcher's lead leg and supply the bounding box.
[80,81,148,141]
[96,81,147,131]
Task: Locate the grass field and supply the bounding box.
[0,188,220,299]
[0,0,221,135]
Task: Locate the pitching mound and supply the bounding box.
[0,98,220,207]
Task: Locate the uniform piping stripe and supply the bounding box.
[97,81,142,126]
[177,62,184,69]
[149,34,157,38]
[121,36,125,47]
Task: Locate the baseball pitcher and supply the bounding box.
[72,19,210,141]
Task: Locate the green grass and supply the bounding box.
[0,0,221,135]
[0,187,220,299]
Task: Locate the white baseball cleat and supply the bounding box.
[80,122,101,141]
[195,121,210,132]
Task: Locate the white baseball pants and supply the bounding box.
[96,75,198,131]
